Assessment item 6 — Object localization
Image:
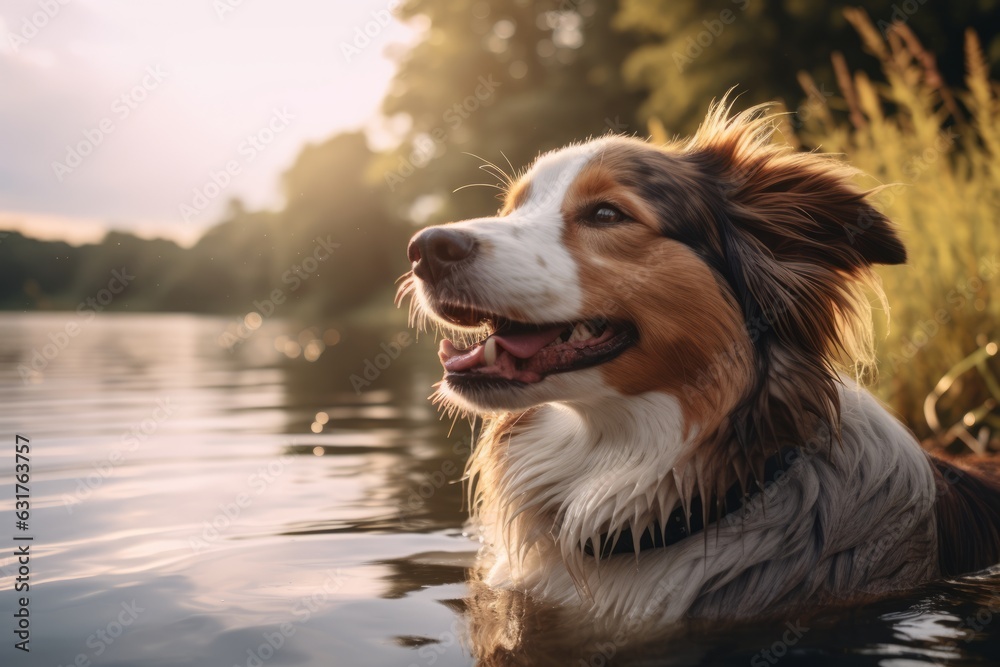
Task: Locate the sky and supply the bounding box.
[0,0,416,245]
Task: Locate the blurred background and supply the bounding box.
[3,2,1000,664]
[3,0,999,446]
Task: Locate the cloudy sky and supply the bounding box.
[0,0,415,244]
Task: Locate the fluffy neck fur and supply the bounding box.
[470,391,693,582]
[468,380,940,620]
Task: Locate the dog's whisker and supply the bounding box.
[398,98,992,633]
[462,151,514,188]
[499,150,517,183]
[477,164,512,193]
[453,182,506,194]
[446,411,461,438]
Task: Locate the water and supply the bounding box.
[1,312,1000,667]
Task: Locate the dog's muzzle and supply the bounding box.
[407,227,478,285]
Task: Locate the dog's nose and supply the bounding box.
[407,228,477,283]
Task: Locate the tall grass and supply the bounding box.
[784,9,1000,450]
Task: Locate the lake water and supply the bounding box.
[2,312,1000,667]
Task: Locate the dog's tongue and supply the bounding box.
[439,340,483,372]
[492,326,564,359]
[439,325,564,373]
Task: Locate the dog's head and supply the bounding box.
[400,103,904,451]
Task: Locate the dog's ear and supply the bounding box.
[679,104,908,453]
[719,157,907,272]
[844,202,907,266]
[688,109,906,274]
[684,105,907,363]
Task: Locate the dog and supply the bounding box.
[399,101,1000,626]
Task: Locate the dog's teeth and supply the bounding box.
[484,337,497,366]
[568,322,593,342]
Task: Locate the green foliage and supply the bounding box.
[4,1,1000,442]
[156,207,278,313]
[0,132,408,317]
[377,0,645,223]
[785,11,1000,445]
[277,132,411,314]
[616,0,1000,133]
[0,232,84,309]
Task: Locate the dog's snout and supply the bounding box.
[408,228,477,283]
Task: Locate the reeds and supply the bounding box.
[786,9,1000,449]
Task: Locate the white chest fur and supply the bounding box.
[472,380,939,621]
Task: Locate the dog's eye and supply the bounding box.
[591,205,625,225]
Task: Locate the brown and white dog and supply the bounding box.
[400,102,1000,623]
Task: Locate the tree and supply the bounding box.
[615,0,1000,132]
[377,0,646,224]
[275,131,410,314]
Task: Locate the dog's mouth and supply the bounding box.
[435,305,636,386]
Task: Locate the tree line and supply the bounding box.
[3,0,996,318]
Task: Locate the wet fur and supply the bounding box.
[402,101,1000,628]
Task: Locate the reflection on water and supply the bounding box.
[0,312,999,666]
